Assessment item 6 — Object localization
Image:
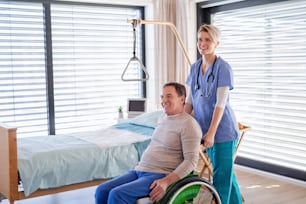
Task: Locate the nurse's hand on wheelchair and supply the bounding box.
[203,131,215,148]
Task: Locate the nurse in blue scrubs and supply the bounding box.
[185,24,242,204]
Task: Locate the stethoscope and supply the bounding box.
[195,56,217,97]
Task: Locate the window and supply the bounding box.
[198,0,306,180]
[0,1,145,137]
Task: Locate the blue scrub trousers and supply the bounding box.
[206,140,242,204]
[95,170,166,204]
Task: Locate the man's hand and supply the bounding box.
[149,173,179,202]
[149,177,169,202]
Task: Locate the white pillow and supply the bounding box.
[129,110,163,128]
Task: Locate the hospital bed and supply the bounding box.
[0,111,161,204]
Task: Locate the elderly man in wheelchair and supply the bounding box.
[95,82,221,204]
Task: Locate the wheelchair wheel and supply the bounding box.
[159,175,221,204]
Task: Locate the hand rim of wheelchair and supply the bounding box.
[158,175,221,204]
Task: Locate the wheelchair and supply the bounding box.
[136,174,221,204]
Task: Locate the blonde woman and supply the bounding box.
[185,24,242,204]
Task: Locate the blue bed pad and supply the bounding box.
[113,122,155,135]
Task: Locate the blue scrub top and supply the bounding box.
[186,57,239,143]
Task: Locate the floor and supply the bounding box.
[1,166,305,204]
[236,166,306,204]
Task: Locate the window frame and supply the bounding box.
[0,0,146,136]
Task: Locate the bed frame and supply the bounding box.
[0,123,108,204]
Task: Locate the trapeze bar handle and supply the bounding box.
[122,19,149,82]
[121,56,149,82]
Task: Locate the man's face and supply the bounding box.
[161,86,185,115]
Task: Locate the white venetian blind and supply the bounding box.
[212,0,306,172]
[51,3,144,134]
[0,1,49,137]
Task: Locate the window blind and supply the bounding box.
[211,0,306,173]
[51,3,144,134]
[0,1,49,137]
[0,1,144,137]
